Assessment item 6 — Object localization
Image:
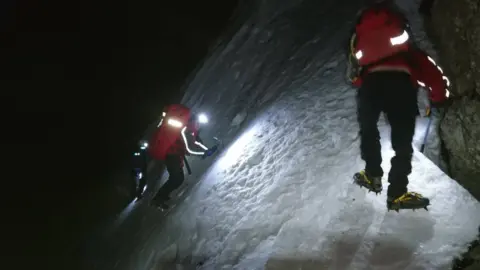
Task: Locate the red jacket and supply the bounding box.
[352,49,449,104]
[148,104,208,165]
[166,120,204,158]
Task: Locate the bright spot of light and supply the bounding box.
[167,118,184,128]
[390,30,409,45]
[157,118,164,127]
[355,50,363,60]
[198,113,208,124]
[216,124,259,169]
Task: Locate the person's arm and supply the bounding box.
[195,132,204,144]
[180,127,208,156]
[412,49,450,104]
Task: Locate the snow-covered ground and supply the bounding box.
[154,68,479,269]
[88,0,480,269]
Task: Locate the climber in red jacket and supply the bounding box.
[346,0,450,212]
[147,104,218,209]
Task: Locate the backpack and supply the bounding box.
[353,5,410,66]
[148,104,191,160]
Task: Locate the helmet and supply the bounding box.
[189,112,209,125]
[139,140,148,150]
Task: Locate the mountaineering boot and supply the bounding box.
[387,192,430,212]
[151,193,171,208]
[353,170,383,194]
[156,195,173,211]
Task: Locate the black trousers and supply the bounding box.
[357,71,418,198]
[154,154,185,200]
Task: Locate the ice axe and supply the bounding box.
[213,136,224,151]
[420,105,433,153]
[186,136,223,171]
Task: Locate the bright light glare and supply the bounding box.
[216,125,258,169]
[390,30,409,45]
[140,142,148,150]
[157,119,164,127]
[198,113,209,124]
[355,50,363,60]
[167,118,184,128]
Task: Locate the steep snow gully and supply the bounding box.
[88,0,480,269]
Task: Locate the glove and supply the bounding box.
[202,144,218,159]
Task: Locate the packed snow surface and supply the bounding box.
[89,0,480,269]
[155,77,480,270]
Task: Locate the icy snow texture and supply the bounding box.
[152,0,480,268]
[161,75,480,269]
[91,0,480,269]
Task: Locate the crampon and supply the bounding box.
[353,170,383,195]
[387,192,430,212]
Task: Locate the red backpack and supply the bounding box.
[148,104,191,160]
[353,6,410,66]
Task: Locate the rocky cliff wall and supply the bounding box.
[422,0,480,200]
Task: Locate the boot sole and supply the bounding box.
[387,200,430,212]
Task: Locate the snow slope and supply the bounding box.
[89,0,480,269]
[138,0,480,269]
[152,63,480,269]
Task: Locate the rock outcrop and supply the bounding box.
[423,0,480,200]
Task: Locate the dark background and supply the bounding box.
[3,0,239,268]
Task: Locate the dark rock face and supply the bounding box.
[425,0,480,199]
[441,98,480,198]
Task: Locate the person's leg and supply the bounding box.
[153,154,184,201]
[386,107,416,198]
[383,72,429,210]
[357,76,383,178]
[136,151,148,196]
[354,73,384,192]
[383,72,417,199]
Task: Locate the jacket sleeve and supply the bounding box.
[180,126,208,156]
[412,49,449,103]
